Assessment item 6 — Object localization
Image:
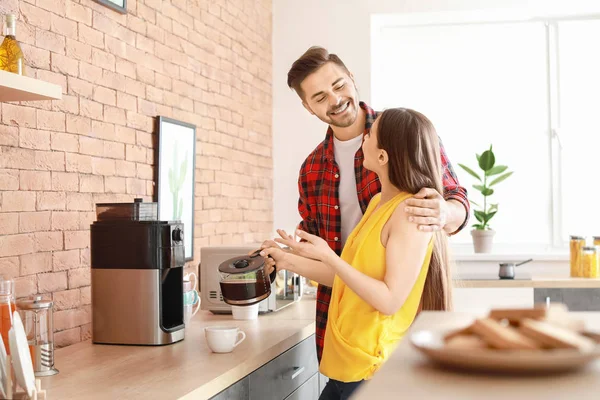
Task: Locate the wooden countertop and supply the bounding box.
[353,311,600,399]
[45,299,316,399]
[454,277,600,288]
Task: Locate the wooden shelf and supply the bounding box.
[0,69,62,102]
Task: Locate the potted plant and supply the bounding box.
[459,145,513,253]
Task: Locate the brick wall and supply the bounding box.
[0,0,273,347]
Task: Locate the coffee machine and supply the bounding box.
[91,199,185,345]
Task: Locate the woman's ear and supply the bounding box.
[378,150,389,166]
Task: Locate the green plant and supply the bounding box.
[458,145,513,231]
[169,140,188,220]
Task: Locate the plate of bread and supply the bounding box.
[411,304,600,373]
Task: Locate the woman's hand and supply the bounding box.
[259,245,292,273]
[274,229,337,264]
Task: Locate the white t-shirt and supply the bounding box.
[333,134,365,247]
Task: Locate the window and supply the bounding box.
[372,14,600,250]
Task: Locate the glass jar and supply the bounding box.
[0,278,15,355]
[581,246,599,278]
[593,236,600,247]
[16,296,59,376]
[570,235,586,277]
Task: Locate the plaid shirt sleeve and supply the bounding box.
[439,137,470,235]
[297,160,319,236]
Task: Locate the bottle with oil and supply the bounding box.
[0,14,25,75]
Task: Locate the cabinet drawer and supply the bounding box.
[211,377,249,400]
[249,335,318,400]
[534,288,600,311]
[285,373,319,400]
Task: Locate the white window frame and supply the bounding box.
[371,11,600,255]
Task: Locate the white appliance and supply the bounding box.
[200,246,302,314]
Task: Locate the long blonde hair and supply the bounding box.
[376,108,453,311]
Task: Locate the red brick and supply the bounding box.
[51,171,79,191]
[105,35,127,59]
[79,23,104,49]
[37,69,68,94]
[15,18,36,46]
[37,192,66,210]
[115,58,135,79]
[79,212,96,230]
[125,144,146,163]
[115,160,136,177]
[115,26,136,47]
[136,34,154,54]
[37,0,66,15]
[38,271,68,293]
[100,70,127,92]
[37,109,66,132]
[20,170,51,190]
[147,23,164,43]
[0,257,19,279]
[137,99,156,116]
[0,125,19,146]
[66,1,92,25]
[80,286,91,305]
[91,157,116,176]
[19,3,50,29]
[79,174,104,193]
[52,94,80,115]
[66,39,92,63]
[0,213,19,235]
[115,125,137,144]
[103,140,125,159]
[35,150,66,171]
[53,289,81,311]
[67,76,93,98]
[34,231,64,252]
[79,136,104,156]
[51,52,79,77]
[0,234,34,257]
[81,323,91,341]
[66,114,91,135]
[103,105,126,126]
[36,29,66,54]
[104,176,126,193]
[51,211,79,231]
[136,164,153,180]
[66,153,93,173]
[15,275,37,298]
[126,112,152,131]
[137,65,155,85]
[55,327,80,348]
[80,99,103,120]
[136,130,153,148]
[116,91,137,112]
[0,169,19,190]
[2,103,36,128]
[138,2,156,23]
[65,231,89,250]
[20,43,50,69]
[124,77,145,97]
[68,267,90,288]
[19,211,51,233]
[91,48,115,71]
[146,181,154,197]
[54,307,90,332]
[66,193,93,211]
[1,191,36,212]
[91,121,116,141]
[80,247,90,268]
[79,62,103,85]
[20,252,52,275]
[51,14,78,40]
[51,132,79,152]
[126,178,146,194]
[145,86,163,103]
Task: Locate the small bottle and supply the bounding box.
[581,246,599,278]
[569,235,585,277]
[0,14,25,75]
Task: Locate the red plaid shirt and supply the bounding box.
[297,102,470,361]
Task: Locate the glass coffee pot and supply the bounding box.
[16,296,59,376]
[0,278,15,355]
[218,249,277,306]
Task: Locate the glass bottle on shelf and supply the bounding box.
[0,14,25,75]
[569,235,585,277]
[581,246,599,279]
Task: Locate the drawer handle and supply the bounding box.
[546,296,550,308]
[282,366,305,380]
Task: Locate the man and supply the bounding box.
[281,46,470,362]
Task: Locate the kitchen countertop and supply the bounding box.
[454,276,600,288]
[44,299,316,399]
[353,311,600,399]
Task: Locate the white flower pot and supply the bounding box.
[471,229,496,253]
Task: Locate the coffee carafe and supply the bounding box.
[16,296,59,376]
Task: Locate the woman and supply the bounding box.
[260,108,452,400]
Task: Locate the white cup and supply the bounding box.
[205,326,246,353]
[231,304,259,320]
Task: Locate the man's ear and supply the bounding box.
[378,150,389,166]
[302,101,315,116]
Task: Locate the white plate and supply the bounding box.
[0,334,7,399]
[8,311,35,397]
[411,329,600,374]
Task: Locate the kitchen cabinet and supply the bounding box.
[534,288,600,311]
[210,335,319,400]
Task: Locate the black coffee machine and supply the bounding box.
[90,199,185,345]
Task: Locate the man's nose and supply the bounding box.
[329,95,342,108]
